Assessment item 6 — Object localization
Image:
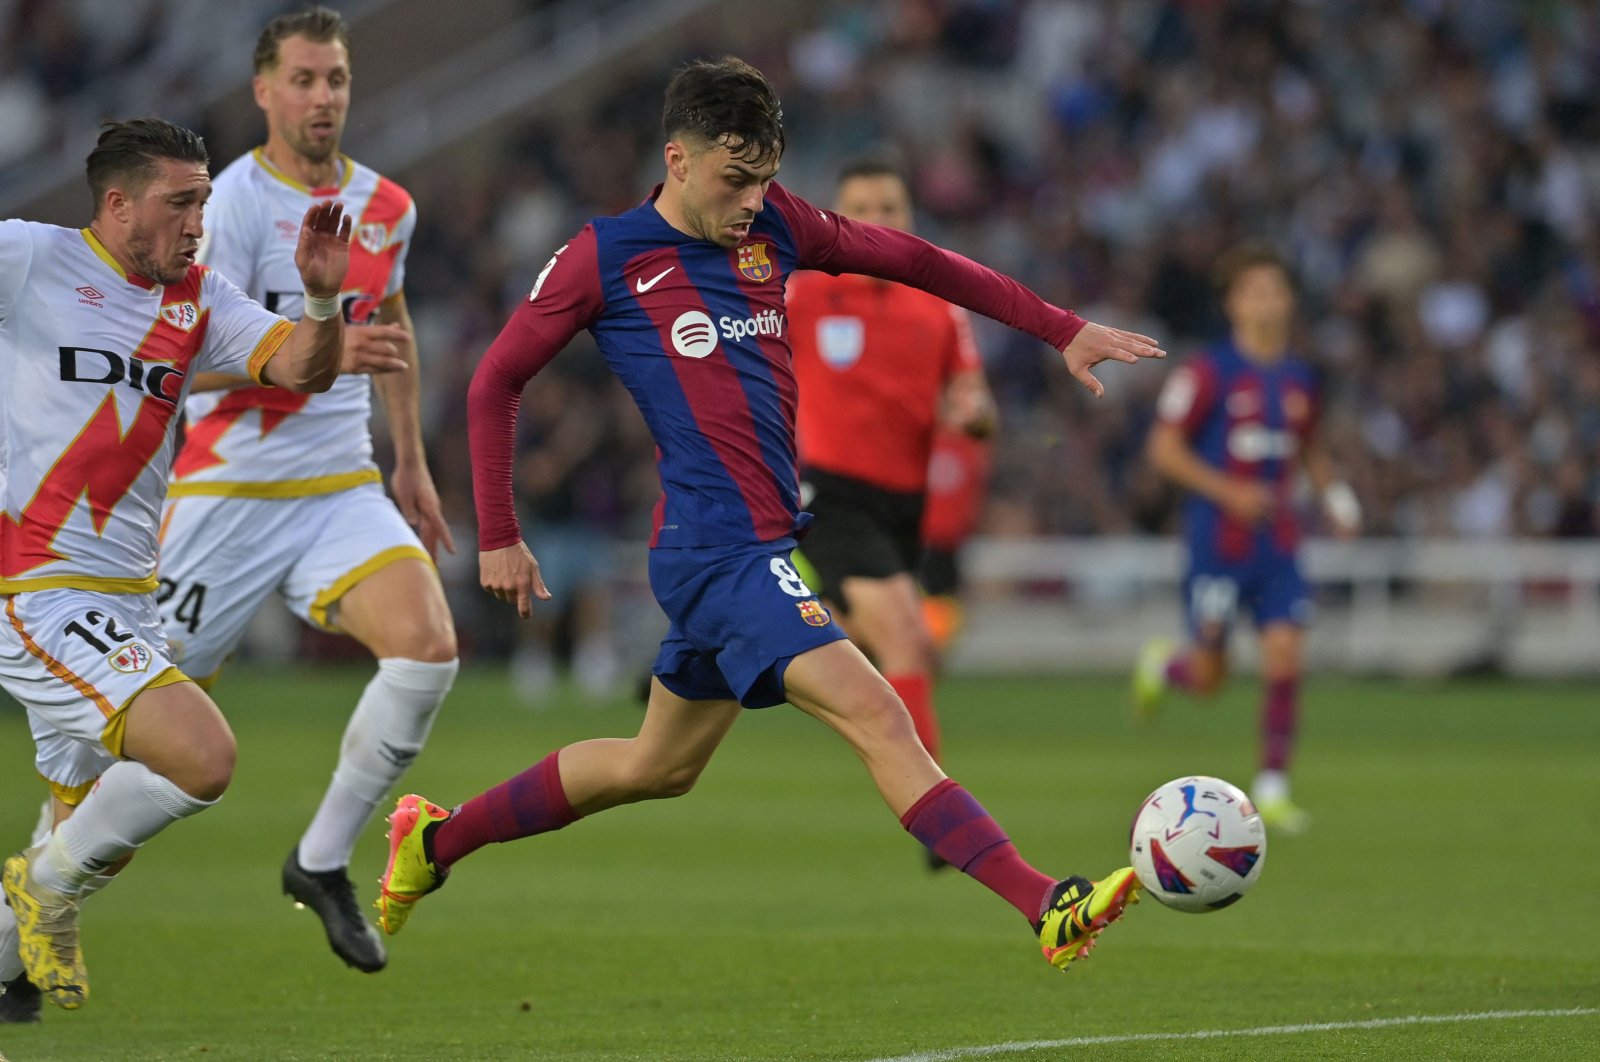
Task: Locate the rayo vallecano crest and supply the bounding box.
[737,242,773,282]
[356,222,389,255]
[159,301,199,331]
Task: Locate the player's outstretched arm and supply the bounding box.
[479,542,551,619]
[1061,322,1166,399]
[780,187,1165,395]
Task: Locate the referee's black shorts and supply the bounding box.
[798,468,925,608]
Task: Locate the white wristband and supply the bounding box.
[303,292,341,321]
[1323,481,1361,529]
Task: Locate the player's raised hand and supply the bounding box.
[294,200,353,298]
[393,464,456,559]
[480,542,551,618]
[1060,322,1166,398]
[340,323,410,376]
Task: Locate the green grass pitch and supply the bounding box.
[1,666,1596,1060]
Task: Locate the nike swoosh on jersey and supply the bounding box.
[635,267,674,292]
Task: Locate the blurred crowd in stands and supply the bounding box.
[402,0,1600,552]
[5,0,1599,672]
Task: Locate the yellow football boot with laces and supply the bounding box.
[1035,868,1141,971]
[375,795,451,936]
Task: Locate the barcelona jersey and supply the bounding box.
[469,181,1084,553]
[1156,338,1320,565]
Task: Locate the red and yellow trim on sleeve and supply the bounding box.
[248,318,295,385]
[308,545,434,631]
[4,597,116,720]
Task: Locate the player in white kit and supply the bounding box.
[155,7,459,973]
[0,118,369,1013]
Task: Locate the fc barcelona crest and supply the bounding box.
[797,600,831,627]
[737,242,774,282]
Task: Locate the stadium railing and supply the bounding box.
[950,536,1600,677]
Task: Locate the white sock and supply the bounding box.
[0,897,19,982]
[30,797,53,848]
[1253,770,1290,805]
[297,657,457,872]
[32,761,215,893]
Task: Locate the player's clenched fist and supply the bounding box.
[480,542,552,618]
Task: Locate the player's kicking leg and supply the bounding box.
[782,639,1139,971]
[377,680,740,934]
[285,557,458,971]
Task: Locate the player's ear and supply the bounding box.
[252,73,271,111]
[102,187,129,223]
[664,140,692,182]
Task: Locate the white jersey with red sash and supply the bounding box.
[0,220,288,594]
[171,149,415,497]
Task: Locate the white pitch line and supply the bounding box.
[862,1007,1600,1062]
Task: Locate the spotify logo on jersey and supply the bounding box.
[671,311,717,359]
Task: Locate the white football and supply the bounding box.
[1129,775,1266,913]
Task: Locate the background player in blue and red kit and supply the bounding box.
[1134,244,1361,834]
[377,57,1165,972]
[787,160,997,842]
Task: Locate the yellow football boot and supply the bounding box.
[1035,868,1141,971]
[2,847,86,1009]
[375,795,451,936]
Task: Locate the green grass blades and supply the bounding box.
[1,668,1596,1060]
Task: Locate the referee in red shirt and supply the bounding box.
[789,161,996,840]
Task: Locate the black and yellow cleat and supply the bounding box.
[1,849,86,1009]
[1034,868,1141,971]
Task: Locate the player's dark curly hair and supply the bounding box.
[254,5,349,72]
[663,56,785,165]
[86,118,209,214]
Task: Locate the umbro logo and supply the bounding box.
[76,285,105,306]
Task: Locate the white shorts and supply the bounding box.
[0,589,187,802]
[156,483,431,681]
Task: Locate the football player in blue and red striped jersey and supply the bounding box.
[1135,244,1361,834]
[378,56,1164,972]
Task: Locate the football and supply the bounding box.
[1129,775,1266,912]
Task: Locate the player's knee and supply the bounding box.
[626,757,705,800]
[176,733,235,801]
[851,685,921,749]
[387,621,458,664]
